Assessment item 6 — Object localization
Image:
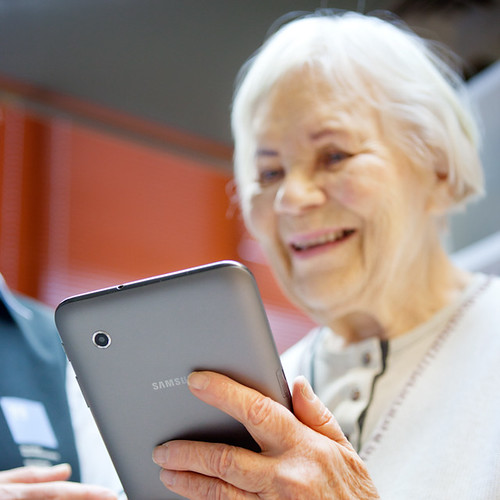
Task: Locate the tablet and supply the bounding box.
[55,261,292,500]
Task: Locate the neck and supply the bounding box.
[328,246,473,345]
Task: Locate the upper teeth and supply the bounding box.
[292,229,353,250]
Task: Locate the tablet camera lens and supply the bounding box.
[93,331,111,348]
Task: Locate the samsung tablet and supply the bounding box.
[55,261,292,500]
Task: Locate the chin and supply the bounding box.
[296,265,369,309]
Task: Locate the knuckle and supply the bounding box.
[203,477,247,500]
[316,404,336,428]
[209,445,236,478]
[206,480,228,500]
[247,395,274,426]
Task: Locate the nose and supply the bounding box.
[274,172,326,215]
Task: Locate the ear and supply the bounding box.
[426,160,455,215]
[225,178,241,218]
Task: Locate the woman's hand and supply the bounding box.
[0,463,118,499]
[153,371,379,499]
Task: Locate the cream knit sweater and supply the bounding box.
[282,274,500,499]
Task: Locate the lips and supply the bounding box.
[289,228,356,252]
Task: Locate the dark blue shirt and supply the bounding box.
[0,276,80,480]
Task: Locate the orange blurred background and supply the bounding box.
[0,100,314,353]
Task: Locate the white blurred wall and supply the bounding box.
[450,60,500,274]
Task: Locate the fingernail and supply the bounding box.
[160,469,176,487]
[300,377,316,401]
[188,372,209,390]
[152,443,169,465]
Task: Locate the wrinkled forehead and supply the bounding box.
[249,67,377,145]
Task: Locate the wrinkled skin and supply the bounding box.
[153,371,379,499]
[0,463,117,500]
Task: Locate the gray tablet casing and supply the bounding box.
[55,261,292,500]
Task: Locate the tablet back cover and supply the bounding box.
[55,261,291,500]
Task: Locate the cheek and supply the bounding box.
[325,174,383,215]
[332,180,361,208]
[325,159,404,219]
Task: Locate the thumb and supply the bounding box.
[292,376,352,448]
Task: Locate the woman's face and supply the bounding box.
[238,70,439,322]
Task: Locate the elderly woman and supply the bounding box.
[153,11,500,499]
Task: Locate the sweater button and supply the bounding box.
[362,352,372,365]
[351,387,361,401]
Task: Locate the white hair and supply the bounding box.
[231,11,484,210]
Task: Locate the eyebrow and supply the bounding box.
[309,129,342,141]
[254,128,348,158]
[255,148,279,157]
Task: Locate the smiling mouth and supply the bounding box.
[290,229,356,252]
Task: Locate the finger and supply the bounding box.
[159,468,257,500]
[153,440,272,494]
[187,371,296,450]
[0,481,117,500]
[292,376,352,448]
[0,464,72,484]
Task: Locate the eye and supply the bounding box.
[320,150,350,170]
[258,167,285,185]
